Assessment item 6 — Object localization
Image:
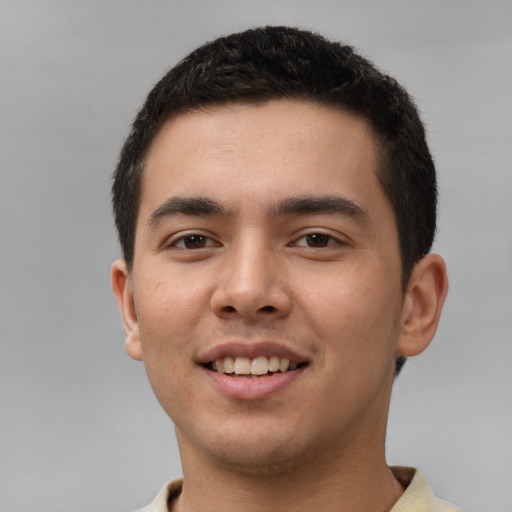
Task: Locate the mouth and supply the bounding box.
[205,355,308,378]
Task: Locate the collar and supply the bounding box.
[137,467,460,512]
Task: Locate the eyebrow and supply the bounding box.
[268,195,370,223]
[146,194,370,228]
[147,196,227,228]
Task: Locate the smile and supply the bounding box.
[209,356,306,376]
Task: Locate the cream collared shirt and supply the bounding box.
[137,467,461,512]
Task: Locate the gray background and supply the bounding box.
[1,1,511,511]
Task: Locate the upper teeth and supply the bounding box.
[212,356,299,375]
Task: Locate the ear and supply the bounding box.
[397,254,449,357]
[111,259,143,361]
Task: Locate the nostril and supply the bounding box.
[222,306,237,313]
[259,305,276,313]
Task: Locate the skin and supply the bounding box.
[112,99,448,512]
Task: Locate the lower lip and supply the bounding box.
[201,367,306,400]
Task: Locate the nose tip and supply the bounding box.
[210,254,292,321]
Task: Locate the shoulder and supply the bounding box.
[135,479,183,512]
[390,467,462,512]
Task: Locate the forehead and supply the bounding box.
[138,99,392,229]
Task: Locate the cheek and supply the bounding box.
[133,277,205,387]
[134,283,198,412]
[136,270,208,333]
[299,266,402,358]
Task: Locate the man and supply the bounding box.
[111,26,459,511]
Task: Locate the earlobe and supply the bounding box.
[397,254,449,357]
[111,259,144,361]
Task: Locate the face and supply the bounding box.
[114,100,410,473]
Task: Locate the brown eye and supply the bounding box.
[184,235,207,248]
[173,235,213,249]
[293,232,339,248]
[301,233,336,247]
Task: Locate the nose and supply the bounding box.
[210,238,292,322]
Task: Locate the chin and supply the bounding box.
[178,420,310,475]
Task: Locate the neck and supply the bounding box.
[174,432,403,512]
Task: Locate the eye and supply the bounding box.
[171,234,217,249]
[294,233,339,248]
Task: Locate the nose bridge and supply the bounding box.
[211,230,290,319]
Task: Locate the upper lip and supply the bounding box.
[196,341,309,364]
